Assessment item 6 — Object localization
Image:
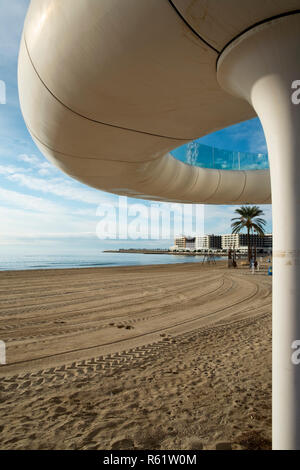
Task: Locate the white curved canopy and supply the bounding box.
[16,0,289,204]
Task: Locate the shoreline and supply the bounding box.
[0,254,271,275]
[0,258,226,274]
[104,249,238,257]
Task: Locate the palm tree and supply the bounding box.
[231,206,266,263]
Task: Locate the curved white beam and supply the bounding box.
[18,0,271,205]
[170,0,300,51]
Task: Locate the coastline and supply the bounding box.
[104,249,230,257]
[0,252,224,272]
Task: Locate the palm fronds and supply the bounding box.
[231,205,267,262]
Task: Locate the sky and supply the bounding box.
[0,0,272,256]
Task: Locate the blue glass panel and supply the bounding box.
[171,142,269,170]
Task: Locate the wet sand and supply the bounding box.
[0,262,272,450]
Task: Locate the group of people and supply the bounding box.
[227,248,261,271]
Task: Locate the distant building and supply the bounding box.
[195,235,221,250]
[170,233,273,253]
[209,234,222,249]
[174,236,196,250]
[173,233,272,253]
[174,235,221,251]
[221,233,240,250]
[185,237,196,250]
[221,233,272,252]
[263,233,273,251]
[195,236,209,250]
[174,237,186,249]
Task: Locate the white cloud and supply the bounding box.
[7,172,110,205]
[0,204,99,243]
[18,153,53,173]
[0,231,95,241]
[0,186,65,213]
[0,159,113,206]
[0,163,28,176]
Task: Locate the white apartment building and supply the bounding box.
[195,236,209,250]
[173,234,272,253]
[195,235,222,250]
[221,233,240,250]
[221,233,272,252]
[173,235,222,251]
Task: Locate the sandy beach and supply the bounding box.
[0,261,272,450]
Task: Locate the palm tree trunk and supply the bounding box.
[247,227,250,263]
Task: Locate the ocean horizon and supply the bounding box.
[0,252,222,272]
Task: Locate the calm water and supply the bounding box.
[0,252,222,272]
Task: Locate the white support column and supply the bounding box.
[217,13,300,450]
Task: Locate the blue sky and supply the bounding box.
[0,0,272,255]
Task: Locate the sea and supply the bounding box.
[0,252,222,272]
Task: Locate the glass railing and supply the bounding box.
[171,142,269,170]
